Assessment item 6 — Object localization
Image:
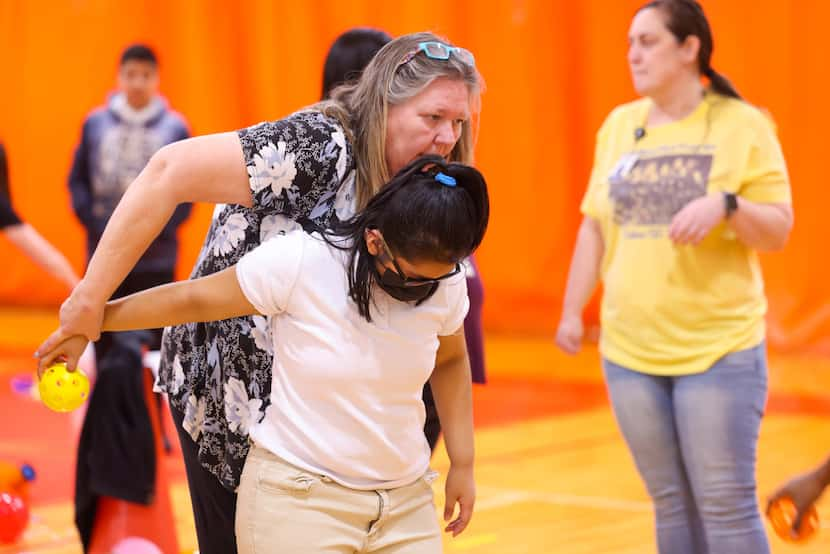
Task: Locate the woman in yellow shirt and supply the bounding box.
[556,1,792,553]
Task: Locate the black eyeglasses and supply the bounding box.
[377,234,462,287]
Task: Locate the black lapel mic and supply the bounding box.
[634,127,646,142]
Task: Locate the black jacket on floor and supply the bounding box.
[74,331,156,551]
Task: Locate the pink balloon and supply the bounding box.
[111,537,164,554]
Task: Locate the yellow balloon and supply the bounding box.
[38,362,90,412]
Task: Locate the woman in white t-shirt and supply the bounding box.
[52,155,489,554]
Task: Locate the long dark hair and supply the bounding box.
[322,155,489,321]
[639,0,741,99]
[320,28,392,100]
[0,144,11,204]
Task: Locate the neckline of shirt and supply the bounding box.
[639,94,711,137]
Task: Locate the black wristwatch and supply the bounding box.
[723,192,738,219]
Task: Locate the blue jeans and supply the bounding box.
[603,343,769,554]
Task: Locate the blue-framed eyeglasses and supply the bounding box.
[398,41,476,69]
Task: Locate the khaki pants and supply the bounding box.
[236,445,442,553]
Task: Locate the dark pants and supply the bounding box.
[94,270,174,368]
[170,404,238,554]
[423,383,442,452]
[93,270,173,454]
[463,258,486,385]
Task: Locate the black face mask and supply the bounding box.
[373,266,439,305]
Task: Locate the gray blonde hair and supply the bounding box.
[314,31,482,209]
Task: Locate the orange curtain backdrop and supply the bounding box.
[1,0,828,352]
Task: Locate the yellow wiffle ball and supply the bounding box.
[38,362,90,412]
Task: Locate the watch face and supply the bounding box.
[725,192,738,217]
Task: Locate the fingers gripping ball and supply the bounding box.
[767,496,819,543]
[0,492,29,544]
[38,362,90,412]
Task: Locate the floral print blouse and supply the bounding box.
[156,110,356,490]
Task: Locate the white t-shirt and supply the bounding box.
[236,230,469,489]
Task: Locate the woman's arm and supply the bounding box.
[669,194,793,251]
[728,199,793,251]
[37,265,258,373]
[555,216,604,354]
[429,330,475,537]
[36,132,252,358]
[4,223,80,290]
[81,132,253,309]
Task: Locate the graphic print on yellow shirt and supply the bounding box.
[581,94,791,376]
[609,150,713,237]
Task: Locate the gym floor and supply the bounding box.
[0,307,828,553]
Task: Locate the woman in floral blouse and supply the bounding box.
[37,32,481,554]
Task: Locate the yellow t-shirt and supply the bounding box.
[581,94,791,375]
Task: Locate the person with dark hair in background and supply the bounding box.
[322,27,489,455]
[66,43,192,549]
[69,43,191,358]
[50,156,488,553]
[38,32,481,554]
[555,1,792,553]
[321,28,393,99]
[0,143,79,290]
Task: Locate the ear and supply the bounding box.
[681,35,701,66]
[364,228,381,256]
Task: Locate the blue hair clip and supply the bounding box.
[434,172,457,187]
